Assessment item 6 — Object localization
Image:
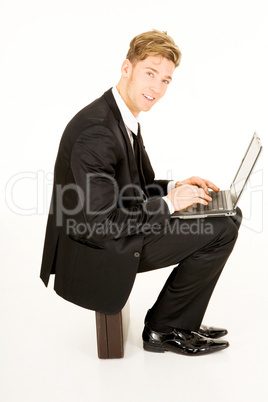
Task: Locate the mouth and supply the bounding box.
[142,93,155,102]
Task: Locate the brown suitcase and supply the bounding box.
[95,311,124,359]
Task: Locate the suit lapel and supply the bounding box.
[104,89,141,188]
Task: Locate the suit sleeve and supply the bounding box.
[70,125,170,242]
[147,180,172,197]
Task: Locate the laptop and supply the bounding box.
[171,132,262,219]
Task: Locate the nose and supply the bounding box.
[149,79,162,94]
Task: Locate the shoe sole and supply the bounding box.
[143,341,229,356]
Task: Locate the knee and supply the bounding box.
[211,215,239,249]
[222,216,239,244]
[202,216,239,253]
[236,206,242,219]
[233,207,243,230]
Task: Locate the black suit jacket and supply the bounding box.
[40,88,171,314]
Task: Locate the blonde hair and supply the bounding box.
[126,29,181,68]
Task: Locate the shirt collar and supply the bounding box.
[112,86,139,135]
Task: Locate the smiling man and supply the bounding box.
[117,55,174,115]
[40,30,242,357]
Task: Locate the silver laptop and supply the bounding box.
[171,132,262,219]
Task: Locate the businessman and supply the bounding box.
[40,30,242,356]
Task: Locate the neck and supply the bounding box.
[116,81,139,118]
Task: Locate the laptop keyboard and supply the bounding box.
[208,190,226,210]
[191,190,227,212]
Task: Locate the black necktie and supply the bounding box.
[132,123,148,197]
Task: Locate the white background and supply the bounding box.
[1,1,267,401]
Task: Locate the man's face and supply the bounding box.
[121,55,175,117]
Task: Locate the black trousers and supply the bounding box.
[137,208,242,331]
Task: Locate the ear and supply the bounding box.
[121,59,132,78]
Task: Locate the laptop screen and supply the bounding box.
[230,133,262,206]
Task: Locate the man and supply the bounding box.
[40,30,242,356]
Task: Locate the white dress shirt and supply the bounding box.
[111,86,175,214]
[112,86,138,147]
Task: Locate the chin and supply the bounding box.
[140,102,154,112]
[143,105,154,112]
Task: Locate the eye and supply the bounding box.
[147,72,153,77]
[163,79,170,85]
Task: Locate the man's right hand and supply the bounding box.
[166,184,212,211]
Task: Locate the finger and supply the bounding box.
[204,180,220,192]
[191,177,210,194]
[180,187,211,201]
[196,188,212,201]
[201,194,212,202]
[200,181,213,194]
[200,183,209,195]
[175,184,198,195]
[193,197,208,205]
[195,178,220,194]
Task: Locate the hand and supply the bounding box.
[175,176,219,195]
[167,184,212,212]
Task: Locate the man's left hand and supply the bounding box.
[175,176,220,195]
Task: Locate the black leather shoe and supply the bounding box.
[144,309,227,339]
[197,325,228,339]
[142,324,229,356]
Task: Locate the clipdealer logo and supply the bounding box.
[4,169,264,233]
